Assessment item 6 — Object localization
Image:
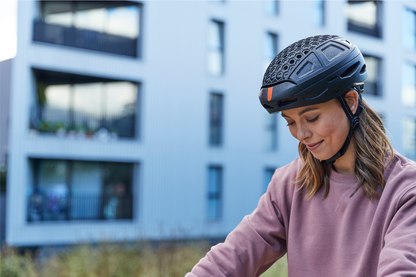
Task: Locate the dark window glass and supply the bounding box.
[207,166,222,219]
[404,117,416,161]
[346,1,382,38]
[209,93,224,146]
[27,159,134,222]
[402,62,416,107]
[404,8,416,50]
[35,1,141,57]
[31,69,138,139]
[363,55,382,96]
[207,20,225,76]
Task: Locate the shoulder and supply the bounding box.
[383,150,416,205]
[267,157,303,201]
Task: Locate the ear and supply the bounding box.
[344,90,359,114]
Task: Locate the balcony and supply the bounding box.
[28,159,135,222]
[28,193,133,221]
[30,68,139,140]
[33,19,138,57]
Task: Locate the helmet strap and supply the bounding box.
[324,86,363,165]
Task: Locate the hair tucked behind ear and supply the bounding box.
[294,99,393,201]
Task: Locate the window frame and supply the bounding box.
[27,158,136,222]
[347,0,383,38]
[208,92,224,146]
[362,53,383,97]
[207,165,223,220]
[207,19,225,76]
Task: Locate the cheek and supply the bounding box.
[289,126,297,139]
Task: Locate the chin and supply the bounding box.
[310,151,333,162]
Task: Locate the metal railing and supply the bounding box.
[33,19,138,57]
[27,193,133,222]
[30,105,136,138]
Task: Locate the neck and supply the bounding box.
[332,138,356,175]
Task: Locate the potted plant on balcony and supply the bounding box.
[75,125,87,139]
[55,122,67,138]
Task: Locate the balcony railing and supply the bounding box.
[33,19,138,57]
[30,105,136,139]
[28,193,133,222]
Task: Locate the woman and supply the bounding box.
[186,35,416,277]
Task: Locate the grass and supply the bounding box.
[0,241,288,277]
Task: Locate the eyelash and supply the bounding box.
[286,115,319,126]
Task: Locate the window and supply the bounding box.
[265,113,277,150]
[403,117,416,161]
[35,1,141,57]
[31,69,139,139]
[402,62,416,107]
[264,32,278,73]
[315,0,325,27]
[404,8,416,50]
[207,20,225,76]
[346,1,382,38]
[27,159,134,222]
[363,55,382,96]
[264,168,275,193]
[209,93,224,146]
[266,0,279,16]
[207,166,222,219]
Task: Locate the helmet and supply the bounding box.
[259,35,367,113]
[259,35,368,164]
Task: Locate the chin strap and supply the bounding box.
[325,83,364,165]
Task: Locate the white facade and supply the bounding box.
[2,0,416,246]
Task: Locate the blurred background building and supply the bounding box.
[0,0,415,247]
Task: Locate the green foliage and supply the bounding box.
[0,241,288,277]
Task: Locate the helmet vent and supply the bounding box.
[341,62,360,78]
[360,64,367,75]
[262,35,339,87]
[278,97,297,107]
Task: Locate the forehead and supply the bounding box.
[281,99,338,118]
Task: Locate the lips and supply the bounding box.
[305,140,323,151]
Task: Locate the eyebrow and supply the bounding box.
[281,107,319,118]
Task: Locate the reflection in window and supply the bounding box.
[264,168,275,193]
[207,166,222,220]
[27,159,134,222]
[315,0,325,27]
[264,32,278,73]
[404,8,416,50]
[363,55,381,96]
[42,2,140,39]
[346,1,382,37]
[265,113,277,151]
[207,20,225,76]
[403,117,416,161]
[266,0,279,16]
[402,63,416,107]
[32,69,138,139]
[209,93,224,146]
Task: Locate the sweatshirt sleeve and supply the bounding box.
[185,177,288,277]
[378,186,416,277]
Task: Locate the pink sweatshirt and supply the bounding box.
[186,151,416,277]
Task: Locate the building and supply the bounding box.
[0,0,415,247]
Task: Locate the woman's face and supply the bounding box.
[281,99,350,161]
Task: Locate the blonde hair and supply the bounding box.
[294,98,394,201]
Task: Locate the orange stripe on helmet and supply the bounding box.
[267,87,273,101]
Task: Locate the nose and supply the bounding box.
[296,122,312,142]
